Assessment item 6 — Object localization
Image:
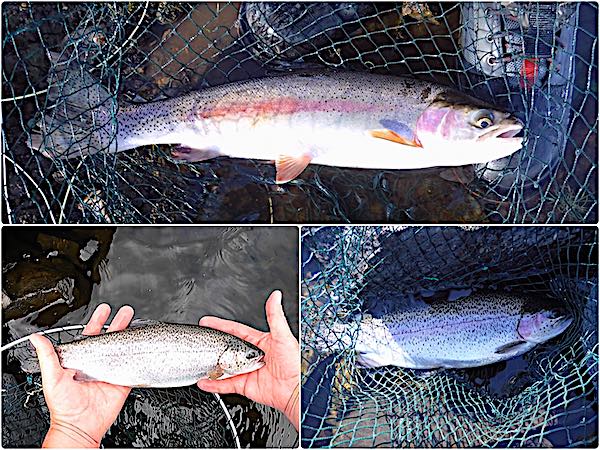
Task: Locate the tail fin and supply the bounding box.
[28,52,117,159]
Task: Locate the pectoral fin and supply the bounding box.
[495,340,528,354]
[73,371,99,382]
[369,129,422,147]
[275,153,312,184]
[208,365,224,380]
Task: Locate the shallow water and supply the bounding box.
[2,226,299,448]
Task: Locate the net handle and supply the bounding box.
[2,325,242,448]
[1,325,91,352]
[214,393,241,449]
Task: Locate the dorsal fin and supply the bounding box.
[128,319,162,328]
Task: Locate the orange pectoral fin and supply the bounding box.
[275,153,312,184]
[369,129,422,147]
[208,365,224,380]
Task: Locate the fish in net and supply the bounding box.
[2,2,597,223]
[301,226,598,447]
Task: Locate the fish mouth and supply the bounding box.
[252,355,266,371]
[477,123,524,142]
[552,315,574,335]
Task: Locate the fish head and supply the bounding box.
[414,99,524,164]
[219,339,265,376]
[518,306,574,344]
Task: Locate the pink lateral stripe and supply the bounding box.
[196,97,377,120]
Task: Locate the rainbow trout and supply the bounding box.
[318,293,572,369]
[55,321,264,387]
[30,54,523,183]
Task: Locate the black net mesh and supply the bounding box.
[301,226,598,447]
[2,2,597,223]
[1,326,240,448]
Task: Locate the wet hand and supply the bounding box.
[197,290,300,431]
[29,304,134,448]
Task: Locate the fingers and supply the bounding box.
[106,305,134,332]
[197,377,242,395]
[29,333,64,386]
[265,290,294,340]
[199,290,293,345]
[83,304,135,336]
[199,316,264,346]
[82,304,111,335]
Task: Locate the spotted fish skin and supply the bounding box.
[114,72,443,152]
[30,69,523,182]
[319,293,572,370]
[55,322,265,387]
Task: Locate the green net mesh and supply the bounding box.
[1,326,241,448]
[301,226,598,447]
[2,2,597,223]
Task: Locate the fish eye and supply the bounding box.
[246,350,258,360]
[472,110,494,129]
[475,116,493,129]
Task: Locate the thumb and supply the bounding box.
[265,290,294,340]
[29,333,64,386]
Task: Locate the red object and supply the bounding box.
[520,58,540,89]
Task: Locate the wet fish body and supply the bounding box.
[55,322,265,387]
[320,293,572,369]
[31,67,523,183]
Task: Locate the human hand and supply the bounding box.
[29,304,134,448]
[197,290,300,430]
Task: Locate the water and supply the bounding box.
[2,226,299,448]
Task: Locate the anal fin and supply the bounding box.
[171,146,221,162]
[275,153,312,184]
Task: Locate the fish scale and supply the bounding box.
[116,73,441,149]
[55,322,265,388]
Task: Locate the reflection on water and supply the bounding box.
[2,226,299,448]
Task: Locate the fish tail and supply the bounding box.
[28,52,117,159]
